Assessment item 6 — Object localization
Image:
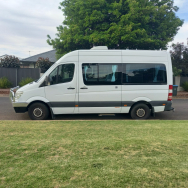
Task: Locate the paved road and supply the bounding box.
[0,97,187,120]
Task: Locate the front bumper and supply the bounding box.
[9,87,28,113]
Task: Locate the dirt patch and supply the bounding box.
[173,91,188,99]
[0,89,10,96]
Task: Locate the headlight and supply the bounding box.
[15,91,23,100]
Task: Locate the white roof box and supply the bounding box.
[90,46,108,50]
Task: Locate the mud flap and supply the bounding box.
[151,107,155,117]
[50,108,56,120]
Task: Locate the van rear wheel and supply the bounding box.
[130,103,150,119]
[28,102,49,120]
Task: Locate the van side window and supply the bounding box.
[58,64,75,84]
[82,63,122,85]
[101,64,121,85]
[48,64,75,85]
[122,63,167,85]
[83,64,98,84]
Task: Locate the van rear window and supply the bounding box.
[122,63,167,85]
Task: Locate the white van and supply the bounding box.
[10,46,174,120]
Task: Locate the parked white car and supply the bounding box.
[10,46,174,120]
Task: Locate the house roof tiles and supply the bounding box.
[21,50,57,63]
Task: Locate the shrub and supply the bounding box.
[182,81,188,92]
[0,56,20,68]
[173,66,182,77]
[19,78,34,87]
[0,77,12,88]
[36,57,53,73]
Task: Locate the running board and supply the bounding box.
[98,114,115,117]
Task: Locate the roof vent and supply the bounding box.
[90,46,108,50]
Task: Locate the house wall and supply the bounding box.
[29,64,35,68]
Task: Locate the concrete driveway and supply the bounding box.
[0,97,187,120]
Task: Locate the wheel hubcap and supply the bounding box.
[33,108,43,117]
[136,108,145,118]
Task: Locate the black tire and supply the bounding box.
[28,102,49,120]
[130,103,151,120]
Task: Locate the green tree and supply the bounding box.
[36,57,53,73]
[47,0,184,57]
[170,43,188,76]
[172,66,182,76]
[0,56,20,68]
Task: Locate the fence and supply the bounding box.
[0,68,41,87]
[180,77,188,86]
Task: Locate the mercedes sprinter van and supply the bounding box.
[10,46,174,120]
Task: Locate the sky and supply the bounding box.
[0,0,187,59]
[168,0,188,48]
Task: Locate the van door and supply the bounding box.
[78,63,122,113]
[45,63,77,114]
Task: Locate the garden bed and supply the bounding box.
[0,89,10,95]
[173,91,188,99]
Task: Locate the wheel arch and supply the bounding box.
[129,101,152,113]
[26,97,50,111]
[27,100,51,118]
[27,100,50,110]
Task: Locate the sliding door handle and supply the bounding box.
[80,87,88,89]
[67,87,75,90]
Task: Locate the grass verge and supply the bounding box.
[0,120,188,187]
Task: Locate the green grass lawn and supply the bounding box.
[1,120,188,187]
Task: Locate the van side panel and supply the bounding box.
[78,51,122,114]
[44,51,79,115]
[121,51,169,113]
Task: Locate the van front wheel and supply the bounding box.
[28,102,49,120]
[130,103,150,119]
